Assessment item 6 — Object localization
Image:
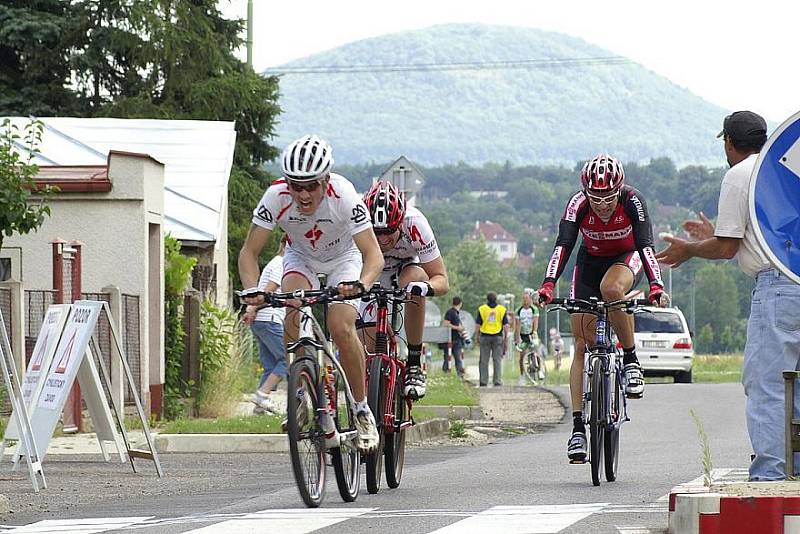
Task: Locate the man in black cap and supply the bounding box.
[658,111,800,481]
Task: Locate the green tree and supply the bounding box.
[0,119,53,250]
[696,324,714,353]
[694,263,740,352]
[440,239,522,315]
[0,1,81,115]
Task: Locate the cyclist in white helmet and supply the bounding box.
[359,181,450,400]
[239,134,385,453]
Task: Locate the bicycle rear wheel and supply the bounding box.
[537,354,547,383]
[604,364,622,482]
[384,365,407,488]
[589,356,605,487]
[331,369,360,502]
[287,357,326,507]
[365,356,386,494]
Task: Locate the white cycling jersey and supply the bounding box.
[251,173,372,262]
[382,206,441,274]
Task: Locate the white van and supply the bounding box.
[633,306,694,383]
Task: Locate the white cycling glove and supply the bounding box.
[405,281,434,297]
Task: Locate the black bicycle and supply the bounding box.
[547,297,649,486]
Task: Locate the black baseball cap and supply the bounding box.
[717,111,767,141]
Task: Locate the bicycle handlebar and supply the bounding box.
[547,297,651,316]
[241,285,411,310]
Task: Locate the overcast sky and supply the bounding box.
[221,0,797,124]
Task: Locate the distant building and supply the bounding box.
[470,220,517,261]
[377,156,426,206]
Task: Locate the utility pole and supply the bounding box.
[246,0,254,69]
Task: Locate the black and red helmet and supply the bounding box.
[580,154,625,193]
[363,181,406,231]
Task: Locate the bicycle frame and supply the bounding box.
[365,288,413,434]
[583,308,628,434]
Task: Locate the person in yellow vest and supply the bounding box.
[475,292,509,386]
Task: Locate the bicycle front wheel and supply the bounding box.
[589,357,605,487]
[604,365,622,482]
[287,357,326,507]
[366,356,386,494]
[384,364,407,488]
[331,369,361,502]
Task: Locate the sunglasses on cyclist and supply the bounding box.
[288,179,323,193]
[373,227,398,237]
[584,190,619,205]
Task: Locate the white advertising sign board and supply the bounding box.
[3,305,70,440]
[22,301,103,461]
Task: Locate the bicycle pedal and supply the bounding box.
[569,458,588,465]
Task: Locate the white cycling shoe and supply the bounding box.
[404,365,427,400]
[624,362,645,398]
[354,409,380,453]
[567,431,588,462]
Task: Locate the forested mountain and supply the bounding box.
[269,24,728,166]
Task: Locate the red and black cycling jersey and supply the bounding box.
[543,185,663,288]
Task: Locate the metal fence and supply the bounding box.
[121,294,141,404]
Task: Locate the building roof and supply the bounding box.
[470,220,516,242]
[3,117,237,243]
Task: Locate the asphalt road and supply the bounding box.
[0,382,750,533]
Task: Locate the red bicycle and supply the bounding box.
[362,285,415,493]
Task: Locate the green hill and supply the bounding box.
[267,24,728,167]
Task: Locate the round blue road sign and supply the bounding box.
[750,111,800,284]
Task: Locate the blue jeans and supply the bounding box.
[743,268,800,480]
[443,340,464,374]
[251,320,287,388]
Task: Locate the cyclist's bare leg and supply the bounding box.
[328,303,367,401]
[281,273,313,361]
[570,313,597,410]
[398,265,428,346]
[519,349,525,376]
[599,264,635,348]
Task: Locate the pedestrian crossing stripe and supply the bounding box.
[0,503,669,534]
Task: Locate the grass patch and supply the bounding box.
[161,415,284,434]
[418,371,479,406]
[693,354,742,383]
[449,419,467,438]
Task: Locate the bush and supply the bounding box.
[196,300,253,418]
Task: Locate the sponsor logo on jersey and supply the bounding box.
[589,216,595,225]
[582,227,632,240]
[642,247,662,281]
[304,224,323,249]
[628,252,643,274]
[546,246,563,278]
[630,195,645,222]
[316,218,334,224]
[565,193,584,222]
[408,224,428,246]
[288,216,306,223]
[256,206,273,223]
[614,215,624,223]
[351,204,367,224]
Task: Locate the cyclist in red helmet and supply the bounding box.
[360,181,450,399]
[536,154,669,462]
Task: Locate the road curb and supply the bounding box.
[668,483,800,533]
[154,418,451,453]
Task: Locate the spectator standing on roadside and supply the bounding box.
[442,296,466,376]
[243,236,288,414]
[475,292,508,386]
[657,110,800,481]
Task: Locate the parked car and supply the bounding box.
[633,306,694,383]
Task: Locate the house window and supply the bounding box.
[0,258,10,281]
[500,244,509,252]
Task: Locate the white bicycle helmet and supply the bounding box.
[281,134,334,182]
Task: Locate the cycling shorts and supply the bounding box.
[570,248,643,301]
[282,247,362,309]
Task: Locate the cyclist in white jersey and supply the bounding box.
[359,181,449,399]
[239,135,385,452]
[515,289,540,385]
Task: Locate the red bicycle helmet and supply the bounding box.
[580,154,625,192]
[363,181,406,231]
